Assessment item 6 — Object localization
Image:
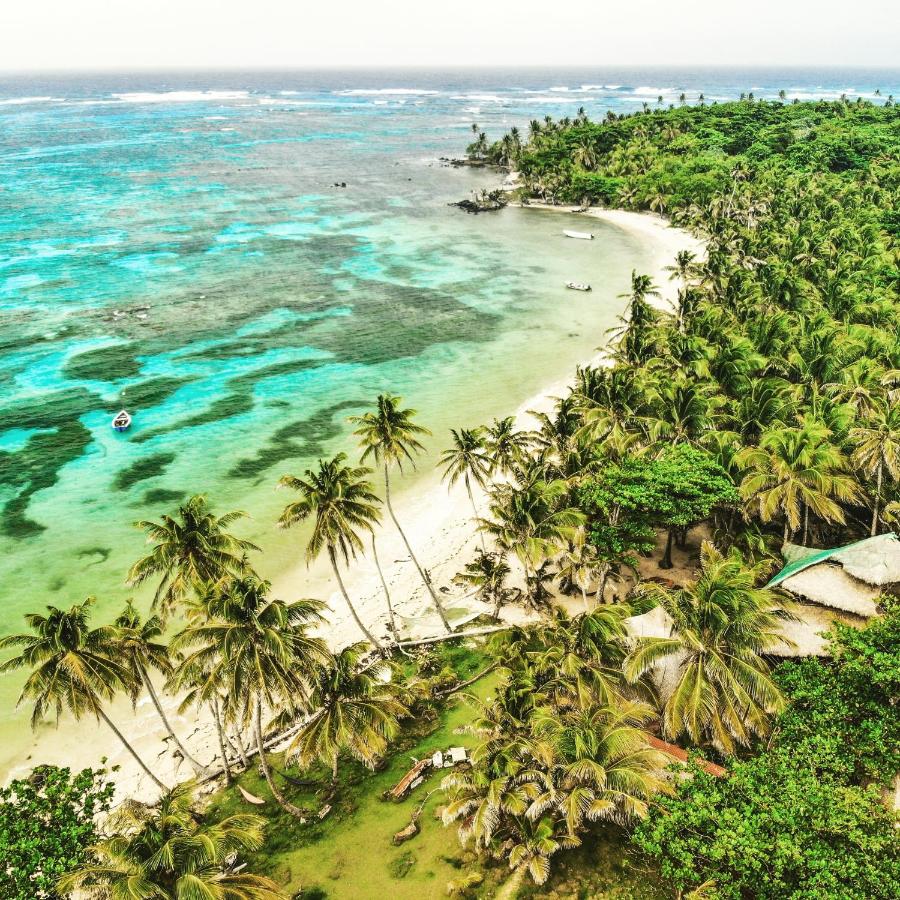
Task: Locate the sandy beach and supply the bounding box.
[3,207,703,805]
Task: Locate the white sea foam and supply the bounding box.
[336,88,439,96]
[0,96,61,106]
[450,93,506,103]
[633,86,678,95]
[111,90,250,103]
[522,96,581,104]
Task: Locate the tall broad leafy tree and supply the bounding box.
[278,453,385,648]
[285,642,407,784]
[59,783,285,900]
[624,542,788,754]
[350,394,453,633]
[0,765,114,900]
[170,576,328,817]
[128,494,259,619]
[112,599,209,775]
[0,599,170,792]
[439,426,492,550]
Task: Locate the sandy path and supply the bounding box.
[3,207,703,804]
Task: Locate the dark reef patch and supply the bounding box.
[112,452,176,491]
[227,398,368,480]
[63,343,142,382]
[0,421,93,539]
[142,487,187,506]
[115,376,193,410]
[76,546,112,566]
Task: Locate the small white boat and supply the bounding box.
[566,281,592,292]
[564,229,594,240]
[111,410,132,432]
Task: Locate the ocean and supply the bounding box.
[1,67,898,771]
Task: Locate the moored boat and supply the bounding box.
[111,410,132,432]
[563,229,594,240]
[565,281,592,291]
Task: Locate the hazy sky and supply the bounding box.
[1,0,897,71]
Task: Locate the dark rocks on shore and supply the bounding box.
[450,189,508,214]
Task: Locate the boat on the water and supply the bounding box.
[111,410,132,432]
[565,281,592,291]
[564,229,594,240]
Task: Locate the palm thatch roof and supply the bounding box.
[766,533,900,616]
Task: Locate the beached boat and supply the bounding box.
[111,410,132,432]
[565,281,592,292]
[563,229,594,240]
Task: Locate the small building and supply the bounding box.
[765,533,900,656]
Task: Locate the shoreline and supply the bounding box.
[1,205,704,805]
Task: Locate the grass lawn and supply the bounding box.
[203,640,669,899]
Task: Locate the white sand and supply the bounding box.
[4,208,702,805]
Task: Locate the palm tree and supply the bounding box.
[556,540,604,612]
[439,426,492,550]
[285,643,406,784]
[484,416,533,475]
[737,419,860,542]
[624,542,788,754]
[454,550,518,621]
[278,453,385,648]
[112,600,208,775]
[480,479,584,605]
[128,495,259,619]
[850,403,900,535]
[0,600,169,792]
[350,394,452,633]
[171,576,328,816]
[59,782,284,899]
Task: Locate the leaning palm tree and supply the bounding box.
[850,403,900,535]
[112,600,208,775]
[0,599,169,792]
[285,642,406,784]
[59,782,285,899]
[624,542,788,754]
[171,576,328,817]
[278,453,385,648]
[128,494,259,619]
[350,394,452,633]
[439,426,492,550]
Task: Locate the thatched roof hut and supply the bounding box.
[766,533,900,618]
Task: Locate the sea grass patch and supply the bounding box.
[0,422,93,538]
[112,452,176,491]
[63,343,142,382]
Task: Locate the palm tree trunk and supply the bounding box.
[580,584,590,614]
[383,464,452,633]
[233,727,250,770]
[211,697,232,786]
[660,529,675,569]
[254,695,306,818]
[97,707,169,793]
[783,518,790,544]
[597,565,610,604]
[492,591,503,623]
[871,462,883,537]
[465,475,486,553]
[802,502,809,545]
[332,751,339,784]
[371,534,398,642]
[329,547,383,649]
[139,666,207,774]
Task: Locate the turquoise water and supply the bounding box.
[1,68,898,770]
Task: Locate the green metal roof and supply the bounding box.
[766,534,900,588]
